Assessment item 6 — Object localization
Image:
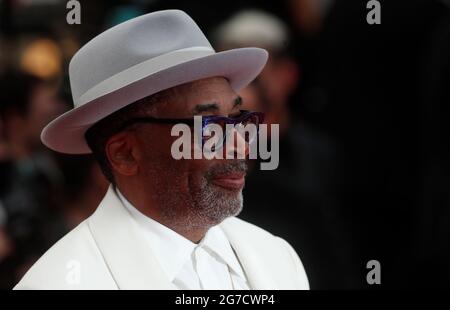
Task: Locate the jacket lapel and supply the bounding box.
[87,185,284,290]
[87,185,176,290]
[219,218,280,290]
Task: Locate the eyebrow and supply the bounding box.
[193,96,243,114]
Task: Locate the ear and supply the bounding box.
[105,132,139,177]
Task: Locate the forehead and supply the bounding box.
[155,77,239,117]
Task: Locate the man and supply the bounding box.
[14,10,309,290]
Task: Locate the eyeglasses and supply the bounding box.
[119,110,265,149]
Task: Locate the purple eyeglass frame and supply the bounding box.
[119,110,265,146]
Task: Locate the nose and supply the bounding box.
[225,127,250,159]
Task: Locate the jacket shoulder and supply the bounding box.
[14,221,116,290]
[221,217,309,289]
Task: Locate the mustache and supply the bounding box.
[205,160,248,180]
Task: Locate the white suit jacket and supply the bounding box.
[14,185,309,290]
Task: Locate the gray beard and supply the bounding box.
[154,161,246,231]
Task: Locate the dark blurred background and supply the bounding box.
[1,0,450,289]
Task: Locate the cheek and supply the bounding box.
[140,127,174,159]
[135,128,170,174]
[186,159,216,185]
[136,128,216,188]
[137,128,191,180]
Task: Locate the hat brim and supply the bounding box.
[41,47,268,154]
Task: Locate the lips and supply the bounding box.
[211,172,246,191]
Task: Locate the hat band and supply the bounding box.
[74,46,215,107]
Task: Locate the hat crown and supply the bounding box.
[69,10,213,104]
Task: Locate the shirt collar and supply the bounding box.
[116,188,195,282]
[115,187,246,281]
[199,225,247,279]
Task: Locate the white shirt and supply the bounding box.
[116,189,250,290]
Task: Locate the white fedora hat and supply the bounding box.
[41,9,268,154]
